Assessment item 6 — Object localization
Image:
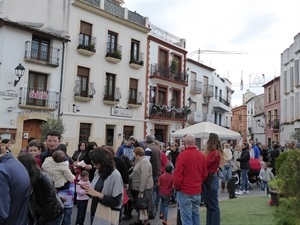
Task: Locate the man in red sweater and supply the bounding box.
[173,134,208,225]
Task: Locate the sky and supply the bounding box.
[123,0,300,107]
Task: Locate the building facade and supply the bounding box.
[263,77,281,146]
[280,32,300,144]
[231,105,247,142]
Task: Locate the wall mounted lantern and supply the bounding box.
[14,63,25,87]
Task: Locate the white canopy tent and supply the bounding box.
[172,121,241,140]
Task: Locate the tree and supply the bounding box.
[290,129,300,142]
[40,117,65,141]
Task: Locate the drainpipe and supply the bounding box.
[58,41,66,119]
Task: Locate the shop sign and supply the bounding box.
[0,90,18,100]
[110,107,133,118]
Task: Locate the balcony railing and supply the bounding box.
[78,33,96,52]
[129,51,144,66]
[218,95,230,107]
[78,0,147,27]
[19,87,59,109]
[74,80,96,98]
[202,84,214,97]
[103,86,122,102]
[150,63,188,85]
[272,119,280,130]
[24,41,60,66]
[106,42,122,60]
[128,90,144,105]
[190,80,202,94]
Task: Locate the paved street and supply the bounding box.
[71,184,265,225]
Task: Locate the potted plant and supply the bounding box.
[169,59,177,73]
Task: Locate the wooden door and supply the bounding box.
[22,119,43,148]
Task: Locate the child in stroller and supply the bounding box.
[248,158,261,190]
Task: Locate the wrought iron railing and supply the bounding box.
[202,84,214,97]
[103,86,122,101]
[190,80,202,94]
[78,33,96,52]
[129,51,144,65]
[74,80,96,98]
[150,63,188,85]
[106,42,122,59]
[24,41,60,66]
[19,87,59,109]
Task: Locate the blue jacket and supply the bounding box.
[0,154,31,225]
[116,144,134,160]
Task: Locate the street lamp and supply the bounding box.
[14,63,25,87]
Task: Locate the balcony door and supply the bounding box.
[104,73,116,100]
[158,49,168,69]
[31,35,50,62]
[27,72,48,106]
[79,21,92,47]
[77,66,90,97]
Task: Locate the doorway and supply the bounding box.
[22,119,43,148]
[154,124,168,144]
[106,125,115,146]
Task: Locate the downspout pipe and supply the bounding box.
[58,41,66,119]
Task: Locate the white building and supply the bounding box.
[280,32,300,144]
[0,17,69,155]
[1,0,150,152]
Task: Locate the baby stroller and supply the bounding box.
[248,158,261,190]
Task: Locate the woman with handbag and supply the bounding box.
[129,147,154,225]
[203,133,224,225]
[18,153,64,225]
[81,147,123,225]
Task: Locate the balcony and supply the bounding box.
[103,86,122,105]
[73,80,96,102]
[149,103,190,120]
[212,95,231,112]
[77,33,96,56]
[150,63,188,85]
[105,43,122,63]
[129,52,144,69]
[202,84,214,97]
[127,91,144,108]
[190,80,202,94]
[202,113,214,123]
[24,41,60,67]
[18,87,59,111]
[187,111,203,124]
[272,119,280,130]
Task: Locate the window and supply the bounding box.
[274,82,277,101]
[123,126,134,140]
[107,31,118,54]
[267,111,271,126]
[158,49,168,69]
[157,86,167,105]
[130,39,140,62]
[79,123,91,142]
[104,73,116,100]
[215,86,218,99]
[291,96,294,120]
[268,87,271,103]
[295,59,300,85]
[27,71,48,106]
[79,21,93,48]
[284,70,288,93]
[128,78,138,104]
[77,66,90,97]
[31,35,50,62]
[290,66,294,92]
[171,89,180,108]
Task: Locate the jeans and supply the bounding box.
[177,191,201,225]
[159,194,170,220]
[241,169,249,191]
[151,176,160,215]
[261,181,270,194]
[62,207,72,225]
[203,175,220,225]
[76,200,88,225]
[221,165,232,182]
[46,213,64,225]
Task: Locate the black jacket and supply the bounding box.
[237,148,250,170]
[30,172,64,225]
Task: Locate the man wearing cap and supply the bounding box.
[116,136,136,161]
[0,140,31,224]
[144,134,161,218]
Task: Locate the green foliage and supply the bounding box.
[169,59,177,73]
[272,150,300,225]
[40,117,65,141]
[290,129,300,142]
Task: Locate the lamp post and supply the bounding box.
[14,63,25,87]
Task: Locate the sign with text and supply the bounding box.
[0,90,18,100]
[110,107,133,118]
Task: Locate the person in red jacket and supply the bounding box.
[173,134,207,225]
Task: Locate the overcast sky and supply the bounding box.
[124,0,300,106]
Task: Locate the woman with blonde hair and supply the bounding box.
[203,133,224,225]
[220,143,232,192]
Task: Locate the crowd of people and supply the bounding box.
[0,132,298,225]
